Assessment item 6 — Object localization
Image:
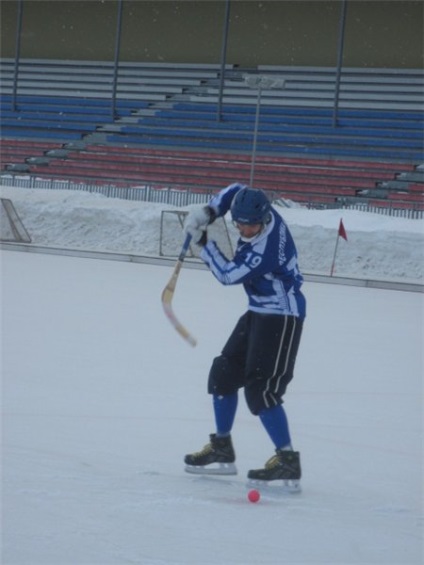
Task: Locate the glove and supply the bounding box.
[184,205,215,246]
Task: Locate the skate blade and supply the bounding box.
[247,478,301,494]
[185,462,238,476]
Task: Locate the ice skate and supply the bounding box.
[184,434,237,475]
[247,449,301,492]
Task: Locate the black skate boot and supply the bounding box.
[184,434,237,475]
[248,449,301,492]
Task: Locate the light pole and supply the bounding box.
[244,75,285,186]
[217,0,231,122]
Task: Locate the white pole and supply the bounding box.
[250,85,262,186]
[243,74,285,188]
[330,234,340,276]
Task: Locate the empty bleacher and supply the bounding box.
[1,59,423,210]
[16,145,416,200]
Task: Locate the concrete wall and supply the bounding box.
[1,0,423,68]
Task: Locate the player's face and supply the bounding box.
[234,222,263,239]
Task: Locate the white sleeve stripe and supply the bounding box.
[203,244,251,284]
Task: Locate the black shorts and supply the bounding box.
[208,311,303,415]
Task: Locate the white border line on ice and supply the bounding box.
[1,242,422,294]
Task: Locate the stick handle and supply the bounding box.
[178,232,192,262]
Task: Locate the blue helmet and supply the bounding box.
[231,187,271,225]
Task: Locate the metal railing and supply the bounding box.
[1,173,422,219]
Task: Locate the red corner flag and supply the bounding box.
[331,218,348,276]
[338,218,348,241]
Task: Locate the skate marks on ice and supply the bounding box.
[4,449,421,564]
[139,468,420,524]
[140,469,301,505]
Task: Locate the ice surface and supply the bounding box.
[1,185,423,564]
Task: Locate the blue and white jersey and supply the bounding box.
[200,183,306,319]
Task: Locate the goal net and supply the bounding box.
[0,198,32,243]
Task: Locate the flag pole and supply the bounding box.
[331,218,347,276]
[330,235,340,276]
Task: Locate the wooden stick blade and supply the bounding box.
[161,232,197,347]
[161,283,197,347]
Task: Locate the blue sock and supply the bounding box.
[213,393,238,436]
[259,404,292,450]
